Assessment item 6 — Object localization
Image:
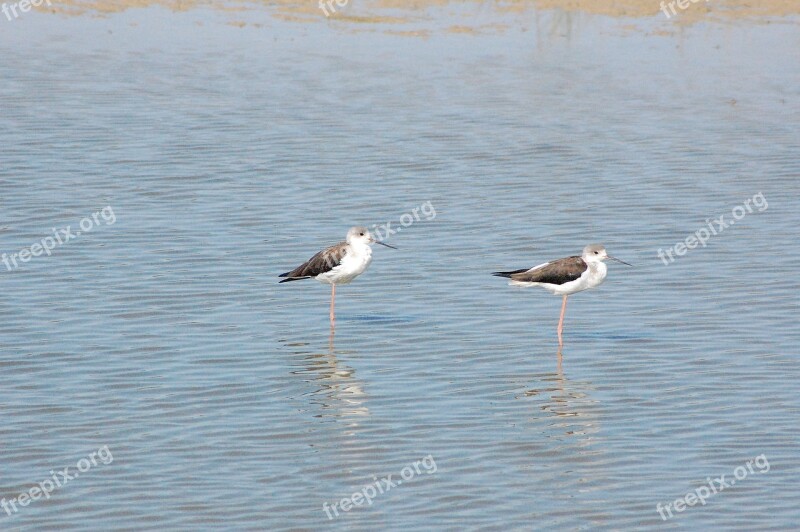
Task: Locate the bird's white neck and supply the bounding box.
[349,241,372,258]
[587,260,607,285]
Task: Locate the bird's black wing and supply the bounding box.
[493,256,587,285]
[279,242,348,283]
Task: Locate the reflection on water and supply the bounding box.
[519,354,601,444]
[287,333,371,429]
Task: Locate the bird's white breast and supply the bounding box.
[586,261,607,288]
[318,244,372,285]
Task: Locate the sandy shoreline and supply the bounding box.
[34,0,800,25]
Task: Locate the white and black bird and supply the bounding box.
[280,226,396,326]
[493,244,631,346]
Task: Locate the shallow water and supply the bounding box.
[1,6,799,530]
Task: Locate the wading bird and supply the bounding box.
[280,226,396,326]
[493,244,631,347]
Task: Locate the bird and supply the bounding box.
[493,244,631,347]
[279,226,397,327]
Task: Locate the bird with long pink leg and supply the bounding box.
[280,226,396,327]
[493,244,631,348]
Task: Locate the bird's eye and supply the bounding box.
[594,251,599,254]
[359,232,364,236]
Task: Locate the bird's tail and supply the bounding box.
[279,272,311,283]
[492,268,528,279]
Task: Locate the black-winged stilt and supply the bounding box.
[493,244,631,347]
[280,226,396,326]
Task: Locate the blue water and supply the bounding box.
[1,6,799,530]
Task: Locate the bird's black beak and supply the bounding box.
[374,240,398,250]
[608,256,632,266]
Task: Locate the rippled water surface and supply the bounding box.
[1,7,799,530]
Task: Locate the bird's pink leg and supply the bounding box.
[557,295,568,347]
[330,284,336,327]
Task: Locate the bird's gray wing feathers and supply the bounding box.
[279,242,348,282]
[494,256,587,285]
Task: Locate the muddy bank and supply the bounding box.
[40,0,800,26]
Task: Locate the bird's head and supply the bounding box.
[582,244,631,266]
[346,226,397,249]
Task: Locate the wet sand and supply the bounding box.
[37,0,800,26]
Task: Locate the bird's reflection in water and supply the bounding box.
[514,349,607,498]
[288,329,369,433]
[518,349,600,443]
